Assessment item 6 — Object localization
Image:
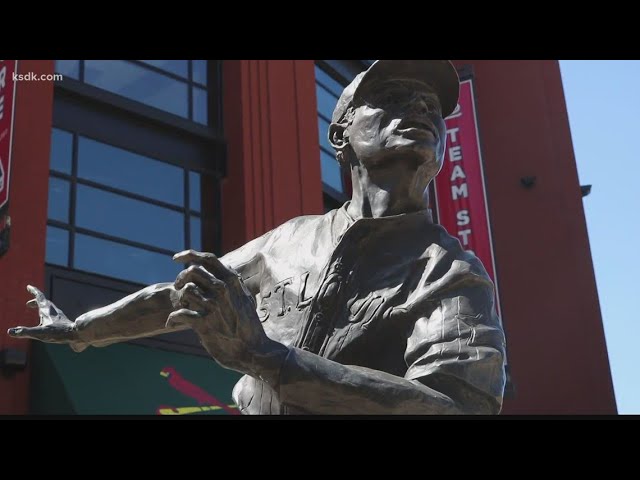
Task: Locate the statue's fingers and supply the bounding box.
[7,325,68,342]
[178,282,215,311]
[166,308,202,329]
[26,299,38,309]
[175,265,227,293]
[173,250,236,280]
[7,326,26,338]
[26,285,48,308]
[70,341,89,353]
[45,304,70,323]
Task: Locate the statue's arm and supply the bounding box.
[76,231,274,348]
[8,229,273,350]
[271,279,506,415]
[72,282,181,350]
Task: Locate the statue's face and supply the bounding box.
[346,79,446,178]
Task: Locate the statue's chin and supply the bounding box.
[364,151,436,171]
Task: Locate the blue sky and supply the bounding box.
[559,60,640,414]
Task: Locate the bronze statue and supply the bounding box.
[9,60,506,414]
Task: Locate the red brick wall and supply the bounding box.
[221,60,324,253]
[0,60,54,414]
[452,60,616,414]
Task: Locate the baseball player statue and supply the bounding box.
[9,60,506,414]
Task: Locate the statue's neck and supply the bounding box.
[346,163,430,220]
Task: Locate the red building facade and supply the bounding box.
[0,60,616,415]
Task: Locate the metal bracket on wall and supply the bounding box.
[520,176,537,188]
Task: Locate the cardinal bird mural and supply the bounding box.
[156,366,239,415]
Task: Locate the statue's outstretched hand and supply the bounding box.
[7,285,84,351]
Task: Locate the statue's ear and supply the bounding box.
[328,122,348,151]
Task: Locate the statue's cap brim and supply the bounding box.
[331,60,460,123]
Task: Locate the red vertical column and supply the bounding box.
[0,60,54,414]
[221,60,323,253]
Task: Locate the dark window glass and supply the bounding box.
[316,84,340,122]
[315,66,344,97]
[50,128,73,174]
[48,178,70,223]
[46,227,69,266]
[77,136,184,206]
[192,60,208,86]
[320,150,343,193]
[317,117,333,153]
[75,185,184,252]
[55,60,80,80]
[74,234,182,285]
[190,216,202,251]
[84,60,189,118]
[193,87,208,125]
[139,60,188,79]
[189,171,201,212]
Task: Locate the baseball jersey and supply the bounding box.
[221,202,506,414]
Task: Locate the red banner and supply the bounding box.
[0,60,18,214]
[434,77,501,314]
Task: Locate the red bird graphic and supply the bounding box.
[159,366,239,415]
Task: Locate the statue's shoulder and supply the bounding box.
[273,210,337,236]
[281,213,328,228]
[421,222,492,281]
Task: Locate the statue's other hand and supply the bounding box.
[7,285,82,349]
[168,250,276,375]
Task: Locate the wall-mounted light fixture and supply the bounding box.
[520,176,537,188]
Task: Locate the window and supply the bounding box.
[314,61,370,212]
[55,60,209,125]
[47,59,225,287]
[45,59,226,356]
[46,129,204,285]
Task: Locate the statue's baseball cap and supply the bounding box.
[331,60,460,123]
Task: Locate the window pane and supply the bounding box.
[320,150,343,193]
[55,60,80,80]
[76,185,184,252]
[48,178,70,223]
[189,171,201,212]
[193,87,207,125]
[85,60,189,118]
[315,66,345,97]
[316,84,340,122]
[75,234,182,285]
[139,60,188,78]
[190,216,201,251]
[46,227,69,266]
[192,60,207,85]
[77,136,184,206]
[50,128,73,174]
[317,117,333,153]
